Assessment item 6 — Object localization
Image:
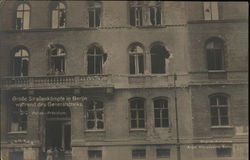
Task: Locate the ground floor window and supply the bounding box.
[156,148,170,158]
[88,150,102,160]
[216,147,232,157]
[132,149,146,159]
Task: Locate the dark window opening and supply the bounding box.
[86,100,104,130]
[10,105,27,131]
[87,45,106,74]
[216,148,232,157]
[156,148,170,158]
[13,48,29,76]
[9,152,23,160]
[130,99,145,129]
[129,44,144,74]
[150,44,169,74]
[48,44,66,75]
[129,2,143,26]
[16,3,30,30]
[150,5,161,25]
[89,7,101,27]
[210,95,229,126]
[132,149,146,159]
[51,2,66,28]
[206,38,224,70]
[154,99,169,128]
[88,150,102,160]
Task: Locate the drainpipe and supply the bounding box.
[174,73,181,160]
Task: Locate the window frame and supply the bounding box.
[88,2,102,28]
[153,98,169,128]
[12,47,30,77]
[85,99,104,131]
[88,150,102,160]
[209,94,230,127]
[129,2,143,27]
[51,2,66,29]
[129,97,146,130]
[128,43,145,74]
[205,37,225,71]
[16,3,31,30]
[149,1,162,26]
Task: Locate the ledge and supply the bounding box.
[8,131,27,134]
[211,126,234,129]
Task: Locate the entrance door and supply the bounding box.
[46,121,71,151]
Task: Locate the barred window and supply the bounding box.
[51,2,66,28]
[129,43,144,74]
[210,95,229,126]
[130,98,145,129]
[86,100,104,130]
[13,47,29,76]
[154,99,169,128]
[16,3,30,30]
[206,38,224,71]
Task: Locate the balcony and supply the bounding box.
[0,74,113,90]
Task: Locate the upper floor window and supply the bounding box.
[16,3,30,30]
[12,47,29,76]
[130,98,145,129]
[51,2,66,28]
[206,38,224,71]
[88,1,101,27]
[150,43,170,74]
[149,1,161,25]
[204,2,219,20]
[154,99,169,128]
[48,43,66,75]
[210,94,229,126]
[10,105,27,132]
[129,1,143,26]
[86,100,104,130]
[87,44,107,74]
[129,43,144,74]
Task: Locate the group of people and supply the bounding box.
[46,147,64,160]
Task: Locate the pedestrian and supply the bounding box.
[46,147,53,160]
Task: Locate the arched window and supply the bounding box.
[87,44,107,74]
[150,43,170,74]
[16,3,30,30]
[86,100,104,130]
[209,94,229,126]
[88,1,101,28]
[129,98,145,129]
[149,1,162,25]
[12,47,29,76]
[129,1,143,26]
[10,105,27,132]
[154,98,169,128]
[48,44,66,75]
[206,38,224,71]
[128,43,144,74]
[51,2,66,28]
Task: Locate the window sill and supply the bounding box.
[85,129,105,133]
[8,131,27,134]
[211,126,234,129]
[130,129,147,132]
[208,70,226,73]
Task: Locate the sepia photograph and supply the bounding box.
[0,1,248,160]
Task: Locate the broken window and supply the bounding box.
[130,98,145,129]
[150,44,170,74]
[51,2,66,28]
[129,43,144,74]
[129,2,143,26]
[154,99,169,128]
[216,148,232,157]
[206,38,224,70]
[88,2,101,27]
[132,149,146,159]
[149,2,161,25]
[204,2,219,20]
[88,150,102,160]
[156,148,170,158]
[48,44,66,75]
[10,105,27,132]
[16,3,30,30]
[86,100,104,130]
[13,48,29,76]
[210,95,229,126]
[87,45,106,74]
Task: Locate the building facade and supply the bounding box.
[0,1,248,160]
